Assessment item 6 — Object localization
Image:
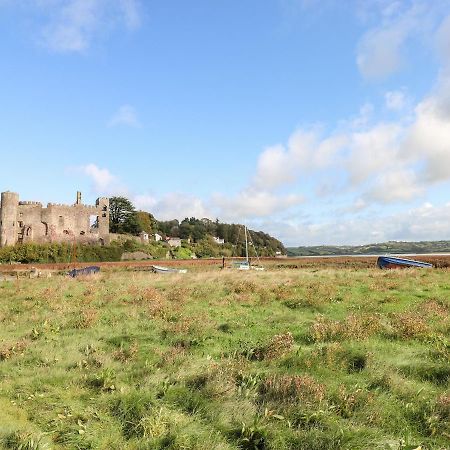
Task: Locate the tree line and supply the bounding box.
[109,196,286,255]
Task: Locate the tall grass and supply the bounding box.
[0,266,449,449]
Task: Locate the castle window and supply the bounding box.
[90,215,98,229]
[59,216,64,226]
[19,221,23,228]
[80,231,85,235]
[63,230,70,235]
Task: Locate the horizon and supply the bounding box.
[1,1,450,247]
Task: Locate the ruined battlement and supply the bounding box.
[0,191,110,248]
[47,203,96,208]
[19,201,42,206]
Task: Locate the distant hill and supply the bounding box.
[287,240,450,257]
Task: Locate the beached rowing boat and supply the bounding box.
[377,256,432,269]
[151,265,187,274]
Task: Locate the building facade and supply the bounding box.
[0,191,110,248]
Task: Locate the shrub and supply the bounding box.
[110,391,154,439]
[258,374,325,405]
[390,313,429,339]
[310,314,381,342]
[242,333,295,361]
[2,431,49,450]
[86,368,116,391]
[228,421,268,450]
[0,339,29,361]
[330,385,372,418]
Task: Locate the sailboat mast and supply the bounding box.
[244,225,249,264]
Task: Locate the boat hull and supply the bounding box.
[151,265,187,274]
[68,266,100,277]
[377,256,433,269]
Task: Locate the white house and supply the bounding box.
[213,236,225,244]
[154,233,162,242]
[166,237,182,247]
[140,231,149,242]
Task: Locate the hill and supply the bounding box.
[287,240,450,256]
[154,217,285,257]
[109,197,285,258]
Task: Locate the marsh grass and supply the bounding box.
[0,266,449,449]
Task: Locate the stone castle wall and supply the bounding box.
[0,191,110,248]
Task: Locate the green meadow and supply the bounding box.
[0,266,449,449]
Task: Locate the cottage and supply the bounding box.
[166,237,182,247]
[139,231,149,243]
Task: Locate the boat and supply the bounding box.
[151,265,187,274]
[68,266,100,277]
[377,256,433,269]
[231,225,264,271]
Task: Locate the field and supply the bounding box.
[0,262,449,449]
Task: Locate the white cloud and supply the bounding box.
[108,105,141,128]
[249,74,449,207]
[357,21,411,80]
[436,14,450,64]
[253,144,294,189]
[366,169,424,203]
[346,103,374,129]
[41,0,101,53]
[133,194,157,211]
[3,0,142,53]
[213,189,304,221]
[347,122,403,185]
[263,201,450,246]
[385,89,408,110]
[253,129,346,189]
[134,193,212,221]
[81,163,127,195]
[404,88,450,182]
[119,0,142,30]
[355,1,446,80]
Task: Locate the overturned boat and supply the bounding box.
[377,256,433,269]
[68,266,101,277]
[151,265,187,274]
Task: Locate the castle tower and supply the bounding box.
[0,191,19,247]
[96,197,110,244]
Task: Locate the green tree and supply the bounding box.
[109,196,142,235]
[136,211,154,234]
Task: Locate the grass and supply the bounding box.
[0,265,449,449]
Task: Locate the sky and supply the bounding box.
[0,0,450,246]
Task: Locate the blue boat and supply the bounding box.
[377,256,432,269]
[68,266,101,277]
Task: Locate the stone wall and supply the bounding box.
[0,191,110,248]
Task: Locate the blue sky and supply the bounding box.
[1,0,450,246]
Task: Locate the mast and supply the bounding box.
[244,225,249,264]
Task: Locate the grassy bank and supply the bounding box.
[0,267,449,449]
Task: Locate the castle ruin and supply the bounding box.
[0,191,110,248]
